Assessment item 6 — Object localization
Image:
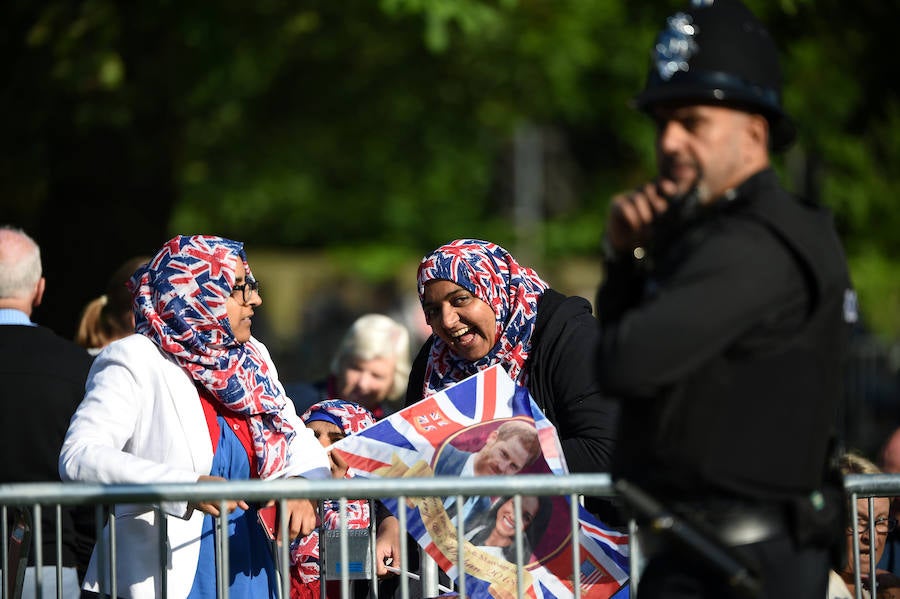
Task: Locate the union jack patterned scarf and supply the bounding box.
[417,238,549,396]
[300,399,377,436]
[129,235,293,479]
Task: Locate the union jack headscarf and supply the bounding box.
[301,399,377,436]
[417,239,549,395]
[291,399,376,584]
[129,235,293,479]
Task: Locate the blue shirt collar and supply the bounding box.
[0,309,35,326]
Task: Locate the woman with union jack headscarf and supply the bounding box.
[60,235,331,599]
[404,238,622,524]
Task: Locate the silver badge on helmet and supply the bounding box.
[654,13,699,81]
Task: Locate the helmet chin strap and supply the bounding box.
[649,166,705,255]
[694,178,712,206]
[657,163,704,208]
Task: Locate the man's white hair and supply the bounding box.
[0,226,42,300]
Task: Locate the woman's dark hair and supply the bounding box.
[468,495,551,563]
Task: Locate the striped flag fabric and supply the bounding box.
[330,364,629,598]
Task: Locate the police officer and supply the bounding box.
[594,1,857,597]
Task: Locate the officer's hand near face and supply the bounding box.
[606,180,676,255]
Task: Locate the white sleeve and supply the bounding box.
[59,338,203,487]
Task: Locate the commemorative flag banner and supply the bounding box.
[329,364,629,598]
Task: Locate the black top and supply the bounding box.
[0,323,95,568]
[522,289,619,475]
[596,168,854,502]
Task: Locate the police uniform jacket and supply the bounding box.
[596,168,854,503]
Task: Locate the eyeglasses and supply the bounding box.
[231,279,260,304]
[849,516,897,535]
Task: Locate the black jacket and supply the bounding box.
[406,289,620,519]
[0,323,95,569]
[596,168,854,502]
[522,289,619,476]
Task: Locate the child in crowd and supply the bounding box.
[290,399,400,599]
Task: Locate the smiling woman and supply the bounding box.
[421,278,502,365]
[404,238,624,525]
[465,495,551,564]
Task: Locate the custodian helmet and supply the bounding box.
[634,0,796,151]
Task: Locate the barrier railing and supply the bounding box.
[2,473,897,599]
[0,473,620,599]
[843,474,900,599]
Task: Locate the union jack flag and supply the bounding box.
[330,365,629,598]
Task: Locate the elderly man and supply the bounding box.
[594,1,856,597]
[0,225,95,598]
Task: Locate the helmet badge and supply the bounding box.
[654,13,699,81]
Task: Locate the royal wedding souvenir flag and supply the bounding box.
[330,364,629,598]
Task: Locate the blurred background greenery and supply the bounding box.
[3,0,898,387]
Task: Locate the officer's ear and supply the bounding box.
[746,112,770,151]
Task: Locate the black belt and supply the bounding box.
[616,480,765,596]
[670,501,788,547]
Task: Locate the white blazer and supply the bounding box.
[59,334,330,598]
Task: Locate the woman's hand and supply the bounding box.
[262,498,319,542]
[329,449,349,479]
[189,475,250,517]
[375,516,401,577]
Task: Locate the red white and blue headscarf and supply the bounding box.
[417,238,549,395]
[129,235,293,479]
[301,399,377,436]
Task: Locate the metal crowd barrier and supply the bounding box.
[844,473,900,599]
[0,473,622,599]
[2,473,897,599]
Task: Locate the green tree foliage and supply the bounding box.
[2,0,898,336]
[169,1,656,258]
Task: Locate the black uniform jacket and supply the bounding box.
[596,168,854,502]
